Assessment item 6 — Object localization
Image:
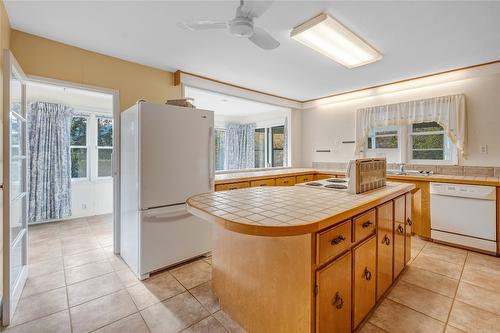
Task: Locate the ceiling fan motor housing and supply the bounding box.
[230,17,254,37]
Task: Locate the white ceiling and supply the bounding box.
[5,1,500,101]
[184,86,287,116]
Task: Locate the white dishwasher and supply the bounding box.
[430,182,497,253]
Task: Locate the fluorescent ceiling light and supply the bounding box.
[291,13,382,68]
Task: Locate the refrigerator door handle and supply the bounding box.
[208,126,215,190]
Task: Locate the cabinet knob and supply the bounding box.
[383,234,391,245]
[407,218,412,226]
[397,224,404,234]
[330,235,346,245]
[363,267,372,281]
[332,292,344,309]
[362,220,373,228]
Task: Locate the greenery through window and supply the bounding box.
[97,117,113,177]
[270,125,285,167]
[411,122,446,160]
[254,128,265,168]
[214,129,225,171]
[70,116,88,178]
[368,127,398,149]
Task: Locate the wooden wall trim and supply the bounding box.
[497,188,500,255]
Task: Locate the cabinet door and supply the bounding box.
[215,181,250,191]
[405,192,412,264]
[316,252,352,333]
[353,236,376,329]
[250,178,275,187]
[377,201,393,300]
[296,174,314,183]
[275,176,296,186]
[394,196,406,277]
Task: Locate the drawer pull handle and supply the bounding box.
[397,225,404,234]
[330,235,346,245]
[332,292,344,309]
[407,218,412,226]
[363,267,372,281]
[383,234,391,245]
[362,221,373,228]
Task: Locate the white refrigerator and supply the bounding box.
[120,101,214,279]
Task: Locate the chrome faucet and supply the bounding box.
[399,163,406,174]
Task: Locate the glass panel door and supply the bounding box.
[2,50,28,326]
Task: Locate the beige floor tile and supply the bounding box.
[67,272,124,306]
[448,300,500,333]
[189,281,220,313]
[140,292,209,333]
[456,281,500,315]
[400,265,458,297]
[61,238,101,256]
[63,248,106,268]
[70,289,137,333]
[387,280,453,321]
[58,218,89,231]
[182,316,227,333]
[59,226,93,238]
[11,287,68,326]
[21,270,66,298]
[213,310,246,333]
[27,257,64,279]
[466,251,500,272]
[93,313,150,333]
[445,325,465,333]
[411,253,463,279]
[115,268,140,287]
[357,322,387,333]
[368,299,445,333]
[65,260,114,285]
[29,244,63,263]
[108,255,130,271]
[461,264,500,292]
[421,243,467,266]
[170,260,212,289]
[127,272,185,310]
[4,310,71,333]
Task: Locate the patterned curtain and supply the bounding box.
[28,102,73,223]
[225,123,256,170]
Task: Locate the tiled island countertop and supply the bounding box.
[187,182,415,236]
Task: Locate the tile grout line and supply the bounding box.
[443,250,468,331]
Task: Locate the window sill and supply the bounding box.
[215,166,291,175]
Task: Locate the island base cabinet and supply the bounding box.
[316,252,352,333]
[353,236,377,329]
[377,201,394,300]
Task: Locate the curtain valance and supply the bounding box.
[355,94,467,158]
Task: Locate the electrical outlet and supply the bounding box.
[480,144,488,154]
[82,203,87,210]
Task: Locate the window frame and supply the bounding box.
[407,123,457,165]
[268,125,285,168]
[367,126,400,151]
[214,128,226,171]
[96,116,113,179]
[70,115,89,181]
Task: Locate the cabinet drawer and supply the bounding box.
[317,220,352,265]
[353,209,376,242]
[215,182,250,191]
[296,174,314,184]
[394,221,405,278]
[315,173,334,180]
[250,179,275,187]
[353,236,376,329]
[316,252,352,333]
[275,176,296,186]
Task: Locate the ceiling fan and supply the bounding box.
[179,0,280,50]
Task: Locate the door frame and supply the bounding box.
[24,75,121,254]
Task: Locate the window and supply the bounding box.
[367,127,399,149]
[269,125,285,167]
[410,122,451,161]
[70,116,88,178]
[254,128,265,168]
[215,129,225,171]
[97,117,113,177]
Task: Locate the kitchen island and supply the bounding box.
[187,182,415,332]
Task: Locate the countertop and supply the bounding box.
[187,182,415,236]
[215,167,500,187]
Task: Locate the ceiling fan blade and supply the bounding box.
[240,0,274,18]
[179,20,227,31]
[248,27,280,50]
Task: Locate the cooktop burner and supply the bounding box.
[326,178,348,183]
[305,182,323,186]
[324,184,348,189]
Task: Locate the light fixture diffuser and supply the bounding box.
[291,13,382,68]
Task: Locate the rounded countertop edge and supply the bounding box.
[186,183,416,237]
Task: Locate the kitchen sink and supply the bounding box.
[386,169,432,176]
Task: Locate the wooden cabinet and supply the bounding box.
[296,174,314,184]
[353,236,376,329]
[405,192,412,264]
[315,173,334,180]
[376,201,394,300]
[276,176,296,186]
[353,209,376,242]
[250,179,275,187]
[317,220,351,265]
[394,195,406,278]
[215,181,250,191]
[316,252,352,333]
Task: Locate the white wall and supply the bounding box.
[27,82,114,219]
[300,64,500,168]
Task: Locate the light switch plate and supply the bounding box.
[480,144,488,154]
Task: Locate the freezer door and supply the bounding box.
[139,204,212,276]
[139,103,214,209]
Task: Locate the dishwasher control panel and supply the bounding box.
[430,182,496,200]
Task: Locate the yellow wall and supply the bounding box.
[10,30,181,111]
